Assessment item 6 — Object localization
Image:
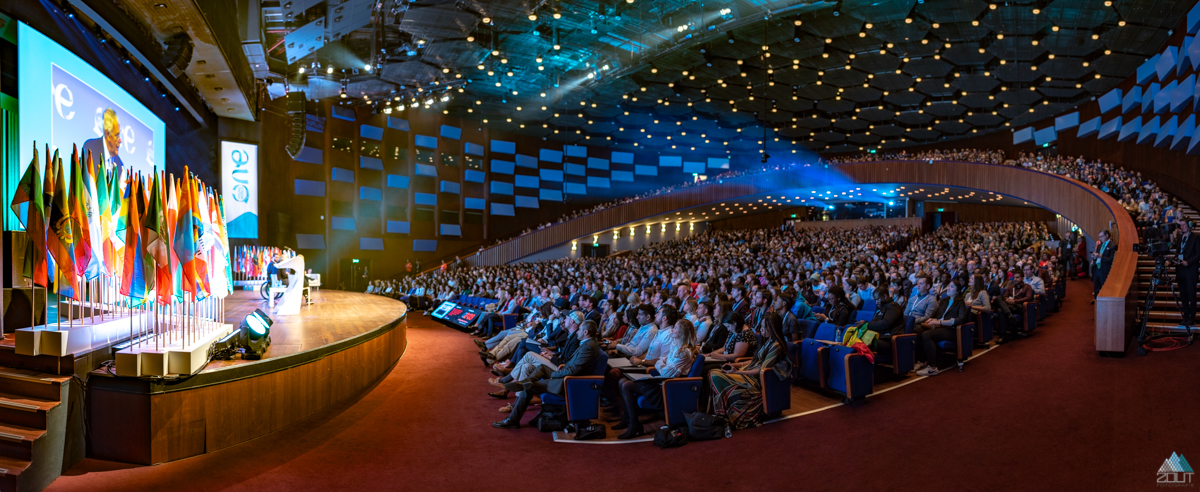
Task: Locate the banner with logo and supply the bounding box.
[50,64,157,177]
[221,141,258,238]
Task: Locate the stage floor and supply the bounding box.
[207,289,407,371]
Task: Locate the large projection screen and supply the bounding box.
[12,21,166,229]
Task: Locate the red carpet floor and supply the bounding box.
[49,281,1200,491]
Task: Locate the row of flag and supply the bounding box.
[9,143,232,306]
[233,246,291,278]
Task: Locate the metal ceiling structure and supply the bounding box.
[264,0,1191,154]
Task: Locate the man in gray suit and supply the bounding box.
[493,320,602,429]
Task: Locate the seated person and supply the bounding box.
[488,311,583,398]
[903,275,938,325]
[492,320,603,429]
[702,312,755,363]
[469,291,519,337]
[609,305,658,358]
[693,302,715,344]
[629,306,681,369]
[1022,265,1046,296]
[709,311,792,431]
[915,280,969,376]
[611,319,698,439]
[773,296,803,342]
[965,274,992,316]
[814,286,854,326]
[994,270,1034,341]
[477,303,552,365]
[866,287,905,354]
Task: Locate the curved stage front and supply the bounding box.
[87,290,408,465]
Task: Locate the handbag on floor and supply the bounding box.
[529,404,567,432]
[572,421,606,441]
[653,424,689,448]
[684,412,726,441]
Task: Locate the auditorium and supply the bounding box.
[0,0,1195,490]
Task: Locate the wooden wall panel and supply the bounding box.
[919,202,1057,223]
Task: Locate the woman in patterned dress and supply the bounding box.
[709,310,793,430]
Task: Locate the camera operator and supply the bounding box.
[1174,221,1200,329]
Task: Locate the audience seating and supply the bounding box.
[827,344,874,402]
[797,319,819,340]
[933,322,975,372]
[861,299,877,313]
[539,351,609,423]
[854,310,873,323]
[874,317,917,376]
[638,357,707,426]
[974,312,995,348]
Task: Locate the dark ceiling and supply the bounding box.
[265,0,1190,155]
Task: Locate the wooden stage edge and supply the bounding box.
[86,291,408,465]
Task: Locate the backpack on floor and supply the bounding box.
[530,403,567,432]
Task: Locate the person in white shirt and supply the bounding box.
[611,305,658,358]
[613,318,697,439]
[1022,265,1046,296]
[631,306,680,368]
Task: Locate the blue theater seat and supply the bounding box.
[761,365,793,415]
[814,322,838,342]
[827,344,873,402]
[854,310,873,323]
[796,319,819,340]
[539,351,609,423]
[812,305,827,315]
[874,317,917,375]
[975,312,995,347]
[637,356,707,426]
[861,299,877,313]
[1036,294,1049,321]
[798,338,828,389]
[934,322,975,372]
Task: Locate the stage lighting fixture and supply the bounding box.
[211,309,274,360]
[761,153,770,163]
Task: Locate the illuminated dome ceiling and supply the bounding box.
[269,0,1191,154]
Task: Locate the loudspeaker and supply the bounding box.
[285,91,307,159]
[161,32,194,77]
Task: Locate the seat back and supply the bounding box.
[760,367,792,414]
[976,312,994,344]
[861,299,877,313]
[827,344,874,400]
[812,305,827,315]
[903,315,915,334]
[855,310,873,323]
[799,339,827,387]
[814,323,838,342]
[661,377,704,426]
[686,355,706,377]
[796,319,819,340]
[591,351,610,376]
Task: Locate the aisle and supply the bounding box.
[48,282,1200,491]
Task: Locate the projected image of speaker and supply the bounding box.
[211,309,274,360]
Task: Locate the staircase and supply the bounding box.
[0,368,73,492]
[1137,203,1200,334]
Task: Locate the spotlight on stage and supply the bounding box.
[211,309,274,360]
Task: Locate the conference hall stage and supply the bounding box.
[86,290,408,465]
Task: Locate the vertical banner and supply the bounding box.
[221,141,258,239]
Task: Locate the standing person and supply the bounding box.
[1175,221,1200,330]
[1091,230,1115,302]
[406,259,413,276]
[415,259,421,272]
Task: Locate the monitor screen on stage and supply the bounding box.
[430,301,457,319]
[430,301,481,327]
[10,21,166,229]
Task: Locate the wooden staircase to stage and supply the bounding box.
[0,361,75,492]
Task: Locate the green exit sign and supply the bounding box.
[790,214,797,218]
[352,259,360,263]
[937,208,945,212]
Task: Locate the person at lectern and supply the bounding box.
[1174,221,1200,329]
[82,108,124,176]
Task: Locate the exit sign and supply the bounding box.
[352,259,360,263]
[937,208,944,212]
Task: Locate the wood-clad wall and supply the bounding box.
[921,202,1057,223]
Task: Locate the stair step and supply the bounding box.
[0,370,66,403]
[1146,311,1186,319]
[0,454,31,491]
[0,393,57,430]
[0,423,46,462]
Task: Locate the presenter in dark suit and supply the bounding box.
[1175,222,1200,328]
[82,108,123,177]
[493,321,602,429]
[1091,230,1116,300]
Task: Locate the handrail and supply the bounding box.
[462,159,1138,353]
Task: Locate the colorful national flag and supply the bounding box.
[69,145,93,280]
[11,145,49,286]
[120,174,147,299]
[46,152,78,299]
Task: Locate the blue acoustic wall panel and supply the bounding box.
[387,221,410,234]
[490,181,514,195]
[440,125,462,139]
[387,117,410,131]
[1137,54,1160,84]
[564,182,587,195]
[1171,74,1196,112]
[611,170,634,181]
[1138,116,1161,146]
[1098,89,1122,113]
[516,154,538,168]
[440,181,461,194]
[386,174,409,188]
[635,165,657,176]
[360,156,383,170]
[295,147,324,164]
[1190,1,1200,34]
[1098,117,1122,139]
[1154,80,1177,113]
[1189,124,1200,155]
[1117,116,1142,142]
[587,157,609,170]
[1157,46,1179,80]
[440,224,462,236]
[464,170,486,183]
[491,140,516,154]
[332,167,354,183]
[514,175,540,188]
[360,125,384,141]
[539,189,563,201]
[331,216,356,231]
[1034,126,1057,146]
[1142,83,1160,113]
[1189,35,1200,71]
[564,145,587,157]
[611,151,634,164]
[1183,36,1196,73]
[491,203,515,216]
[540,169,563,181]
[1013,127,1034,144]
[464,197,486,210]
[295,179,326,197]
[1055,112,1079,131]
[1156,115,1179,147]
[465,142,485,156]
[1076,117,1101,138]
[360,186,382,201]
[491,160,515,174]
[539,149,563,163]
[683,161,706,174]
[1122,86,1142,113]
[360,237,384,250]
[587,176,610,188]
[296,234,326,250]
[659,155,682,167]
[332,106,355,121]
[415,135,438,149]
[413,240,438,252]
[415,164,438,177]
[414,192,438,205]
[564,163,586,176]
[1172,115,1197,151]
[514,195,539,208]
[708,157,730,169]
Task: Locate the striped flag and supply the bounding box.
[46,152,78,299]
[120,174,147,299]
[11,144,49,287]
[69,146,93,280]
